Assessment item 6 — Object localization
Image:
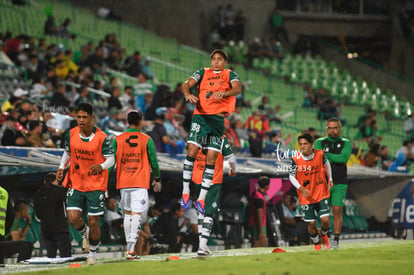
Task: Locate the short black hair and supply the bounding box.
[76,103,93,115]
[298,133,314,144]
[44,172,56,184]
[127,110,143,126]
[210,49,228,61]
[258,176,270,188]
[28,120,41,131]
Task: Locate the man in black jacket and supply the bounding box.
[33,172,71,258]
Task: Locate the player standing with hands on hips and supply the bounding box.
[181,49,241,215]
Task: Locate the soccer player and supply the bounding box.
[314,118,351,249]
[289,133,333,251]
[57,103,114,265]
[181,49,241,215]
[192,135,236,256]
[112,110,161,260]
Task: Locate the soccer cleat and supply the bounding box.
[181,193,190,210]
[86,256,96,265]
[126,251,140,260]
[81,226,90,253]
[314,243,321,251]
[197,247,213,257]
[321,234,330,249]
[331,240,339,249]
[195,199,205,215]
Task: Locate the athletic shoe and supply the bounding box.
[195,199,205,215]
[314,243,321,251]
[197,247,213,257]
[86,256,96,265]
[321,234,330,249]
[126,251,140,260]
[181,193,190,210]
[81,226,90,253]
[331,240,339,249]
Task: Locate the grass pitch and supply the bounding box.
[3,240,414,275]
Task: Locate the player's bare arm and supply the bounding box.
[182,78,199,104]
[214,80,242,99]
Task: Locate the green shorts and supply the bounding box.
[188,115,224,151]
[194,183,221,216]
[329,184,348,207]
[66,188,105,216]
[300,198,330,222]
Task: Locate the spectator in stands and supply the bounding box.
[100,107,126,133]
[355,116,380,144]
[379,145,392,170]
[404,114,414,137]
[103,197,123,243]
[269,8,289,44]
[268,37,284,61]
[33,172,71,258]
[136,90,153,116]
[71,85,92,108]
[23,54,46,80]
[108,86,123,111]
[363,143,381,168]
[26,120,44,147]
[227,106,243,125]
[149,109,178,153]
[0,115,26,146]
[57,18,75,39]
[50,83,70,108]
[84,46,105,73]
[63,50,78,74]
[44,15,58,36]
[140,57,155,80]
[1,88,26,113]
[245,106,271,157]
[123,51,142,77]
[281,193,298,246]
[234,119,249,150]
[248,176,270,247]
[133,72,155,96]
[270,105,283,123]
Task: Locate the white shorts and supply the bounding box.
[120,188,148,213]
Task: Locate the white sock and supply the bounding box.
[199,216,213,250]
[123,214,131,249]
[197,213,204,237]
[198,165,214,201]
[182,157,195,195]
[89,243,99,258]
[127,214,142,252]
